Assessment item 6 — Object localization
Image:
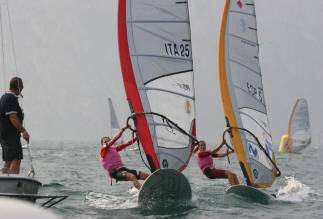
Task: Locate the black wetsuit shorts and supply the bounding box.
[110,167,140,181]
[203,167,226,179]
[1,137,22,161]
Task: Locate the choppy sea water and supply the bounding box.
[6,140,323,218]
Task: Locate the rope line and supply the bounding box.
[222,126,281,177]
[126,111,199,145]
[133,130,152,172]
[122,130,142,169]
[125,111,199,172]
[5,0,18,75]
[0,2,6,92]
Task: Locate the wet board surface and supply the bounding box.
[226,185,275,201]
[138,169,191,209]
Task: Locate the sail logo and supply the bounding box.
[177,83,190,91]
[237,0,243,9]
[262,132,273,156]
[240,19,247,32]
[185,100,192,114]
[253,169,259,179]
[248,142,259,160]
[162,159,168,168]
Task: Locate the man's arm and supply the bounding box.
[9,114,29,143]
[116,137,137,152]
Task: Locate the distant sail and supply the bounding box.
[108,98,121,130]
[320,131,323,145]
[288,98,311,152]
[218,0,277,187]
[118,0,196,172]
[108,98,123,144]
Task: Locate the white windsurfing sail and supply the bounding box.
[108,98,123,144]
[288,98,311,152]
[118,0,196,172]
[218,0,279,187]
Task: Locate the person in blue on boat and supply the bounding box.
[195,140,239,185]
[0,77,29,174]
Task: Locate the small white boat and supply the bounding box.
[0,145,67,208]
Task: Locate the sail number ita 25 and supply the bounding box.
[164,43,190,57]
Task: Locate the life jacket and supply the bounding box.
[100,147,123,177]
[196,150,213,172]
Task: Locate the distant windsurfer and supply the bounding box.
[100,125,149,189]
[195,140,239,185]
[0,77,29,174]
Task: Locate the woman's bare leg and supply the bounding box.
[10,159,21,174]
[125,172,141,190]
[225,171,240,186]
[139,171,149,180]
[2,161,11,174]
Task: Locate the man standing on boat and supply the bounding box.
[0,77,29,174]
[195,140,239,186]
[100,126,149,189]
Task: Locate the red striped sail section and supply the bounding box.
[118,0,159,171]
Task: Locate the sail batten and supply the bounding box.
[229,59,261,76]
[229,10,256,16]
[140,87,194,100]
[131,54,192,61]
[118,0,195,172]
[227,34,258,46]
[144,70,193,85]
[219,0,276,188]
[128,20,189,23]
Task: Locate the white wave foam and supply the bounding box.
[128,187,139,196]
[85,191,138,209]
[276,176,311,202]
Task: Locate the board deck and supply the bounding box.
[226,185,275,201]
[138,169,191,208]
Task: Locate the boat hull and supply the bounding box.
[138,169,191,209]
[0,175,42,201]
[226,185,275,202]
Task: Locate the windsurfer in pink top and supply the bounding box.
[100,125,149,190]
[195,140,239,186]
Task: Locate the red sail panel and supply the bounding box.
[117,0,160,171]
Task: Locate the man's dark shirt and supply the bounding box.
[0,93,24,140]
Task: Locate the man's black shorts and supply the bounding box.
[110,167,140,181]
[0,137,23,161]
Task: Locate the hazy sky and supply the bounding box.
[2,0,323,148]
